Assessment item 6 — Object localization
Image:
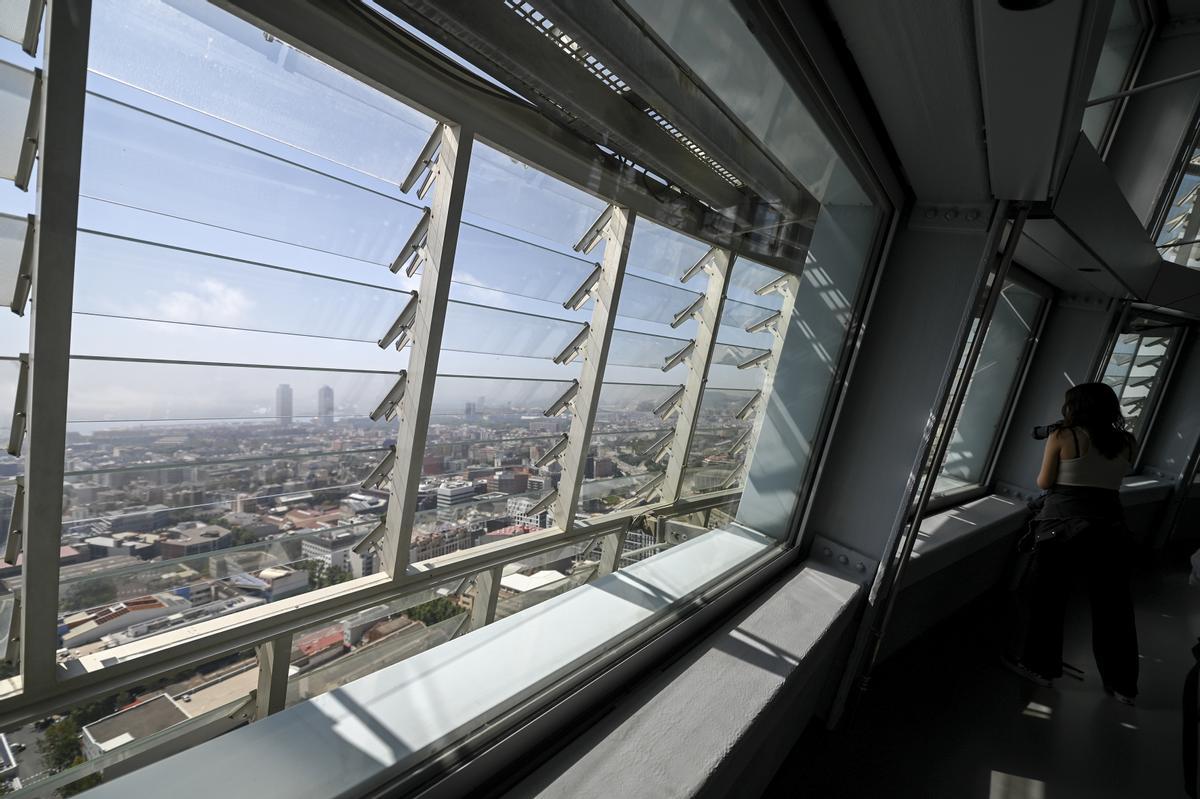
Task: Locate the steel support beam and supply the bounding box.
[662,249,733,502]
[20,0,91,698]
[381,124,473,578]
[552,205,634,532]
[254,634,291,719]
[468,566,503,631]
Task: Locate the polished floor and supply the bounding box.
[767,552,1200,798]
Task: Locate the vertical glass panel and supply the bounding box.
[1102,319,1178,441]
[1157,142,1200,269]
[0,211,26,304]
[621,0,869,205]
[285,582,467,707]
[1082,0,1143,148]
[936,281,1046,494]
[0,1,32,46]
[575,430,671,517]
[88,0,438,186]
[0,649,255,795]
[0,60,33,182]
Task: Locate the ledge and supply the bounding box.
[87,525,779,799]
[507,564,862,798]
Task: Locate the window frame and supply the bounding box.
[1088,0,1155,159]
[0,0,898,751]
[924,265,1053,514]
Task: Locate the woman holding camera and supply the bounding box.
[1007,382,1139,703]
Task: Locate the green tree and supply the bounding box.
[58,758,101,797]
[62,579,117,612]
[38,718,82,772]
[406,597,461,626]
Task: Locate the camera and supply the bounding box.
[1032,420,1064,440]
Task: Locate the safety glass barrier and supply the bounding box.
[285,577,466,708]
[51,515,381,671]
[935,280,1046,492]
[1,648,257,797]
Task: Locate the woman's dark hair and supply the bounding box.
[1061,382,1134,459]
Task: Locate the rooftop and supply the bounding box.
[82,694,190,753]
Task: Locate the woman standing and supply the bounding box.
[1008,382,1140,703]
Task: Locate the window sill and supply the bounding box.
[85,525,781,799]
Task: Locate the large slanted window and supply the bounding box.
[931,276,1048,502]
[0,0,889,791]
[1100,315,1183,447]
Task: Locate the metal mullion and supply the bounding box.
[254,633,292,718]
[662,249,733,502]
[380,123,473,579]
[20,0,92,699]
[716,272,801,493]
[552,205,635,532]
[981,290,1053,490]
[467,565,503,631]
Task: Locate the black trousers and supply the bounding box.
[1020,522,1140,696]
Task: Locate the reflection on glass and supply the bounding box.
[286,584,467,707]
[0,649,256,795]
[1082,0,1144,148]
[576,430,671,516]
[0,212,26,304]
[936,281,1045,491]
[1157,141,1200,269]
[1102,321,1177,441]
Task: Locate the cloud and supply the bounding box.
[153,279,253,326]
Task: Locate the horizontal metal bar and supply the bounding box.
[1086,66,1200,106]
[67,353,398,376]
[0,488,742,730]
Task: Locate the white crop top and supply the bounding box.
[1056,428,1130,491]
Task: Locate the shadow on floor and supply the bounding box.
[765,555,1198,799]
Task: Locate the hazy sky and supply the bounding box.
[0,0,787,433]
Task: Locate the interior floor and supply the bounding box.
[766,549,1200,799]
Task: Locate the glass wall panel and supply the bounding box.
[1081,0,1144,149]
[935,280,1046,495]
[0,60,33,183]
[1101,319,1180,442]
[1157,134,1200,269]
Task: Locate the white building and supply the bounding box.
[508,496,553,529]
[61,593,192,648]
[301,529,378,578]
[437,481,477,521]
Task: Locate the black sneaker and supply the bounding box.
[1001,657,1053,687]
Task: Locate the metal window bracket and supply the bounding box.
[653,385,685,419]
[5,478,23,565]
[400,123,445,194]
[737,350,772,370]
[552,324,590,365]
[639,430,673,461]
[662,340,695,372]
[378,291,419,349]
[14,69,42,192]
[754,273,791,297]
[352,520,387,556]
[729,428,750,455]
[7,354,28,456]
[574,204,614,254]
[735,389,761,421]
[369,371,408,422]
[22,0,44,56]
[534,434,570,467]
[745,309,781,334]
[544,379,580,416]
[10,215,34,316]
[361,446,396,490]
[670,295,705,329]
[563,264,602,311]
[525,490,558,518]
[681,246,719,284]
[390,208,431,274]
